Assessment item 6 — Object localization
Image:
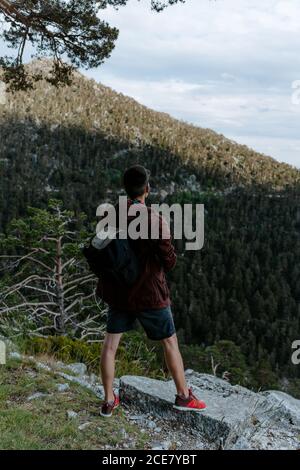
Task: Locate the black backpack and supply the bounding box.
[82,229,140,287]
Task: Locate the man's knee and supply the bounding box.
[101,344,116,358]
[161,333,178,350]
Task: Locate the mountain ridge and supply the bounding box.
[1,59,299,193]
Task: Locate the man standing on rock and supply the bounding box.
[96,165,206,417]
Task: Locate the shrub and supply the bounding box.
[23,331,164,379]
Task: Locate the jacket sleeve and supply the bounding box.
[155,236,177,272]
[152,213,177,272]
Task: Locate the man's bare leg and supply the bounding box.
[100,333,122,402]
[161,334,189,397]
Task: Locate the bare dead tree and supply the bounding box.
[0,199,106,341]
[211,354,219,376]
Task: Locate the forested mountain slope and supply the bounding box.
[0,59,299,230]
[0,60,299,393]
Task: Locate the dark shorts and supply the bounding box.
[106,305,176,341]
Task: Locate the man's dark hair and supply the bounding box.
[123,165,150,199]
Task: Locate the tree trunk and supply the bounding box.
[55,236,65,334]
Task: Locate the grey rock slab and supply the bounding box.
[151,441,171,450]
[259,390,300,428]
[58,371,104,398]
[9,352,22,360]
[227,421,300,450]
[89,373,98,384]
[27,392,49,401]
[0,336,19,354]
[36,362,51,372]
[128,414,147,421]
[228,436,252,450]
[65,362,87,376]
[56,383,70,392]
[147,420,156,430]
[120,373,262,443]
[78,422,91,431]
[113,378,120,388]
[67,410,78,419]
[27,371,37,378]
[225,390,300,450]
[187,373,256,399]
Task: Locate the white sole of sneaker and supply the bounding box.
[173,405,206,412]
[100,403,119,418]
[100,411,112,418]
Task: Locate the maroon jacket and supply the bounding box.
[96,199,177,311]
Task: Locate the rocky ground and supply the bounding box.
[1,351,213,450]
[121,373,300,450]
[1,343,300,450]
[122,406,214,450]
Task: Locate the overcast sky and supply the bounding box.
[1,0,300,167]
[87,0,300,168]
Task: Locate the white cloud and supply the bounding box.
[1,0,300,167]
[229,135,300,168]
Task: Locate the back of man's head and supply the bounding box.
[123,165,150,199]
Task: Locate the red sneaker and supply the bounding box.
[173,388,206,412]
[100,391,120,418]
